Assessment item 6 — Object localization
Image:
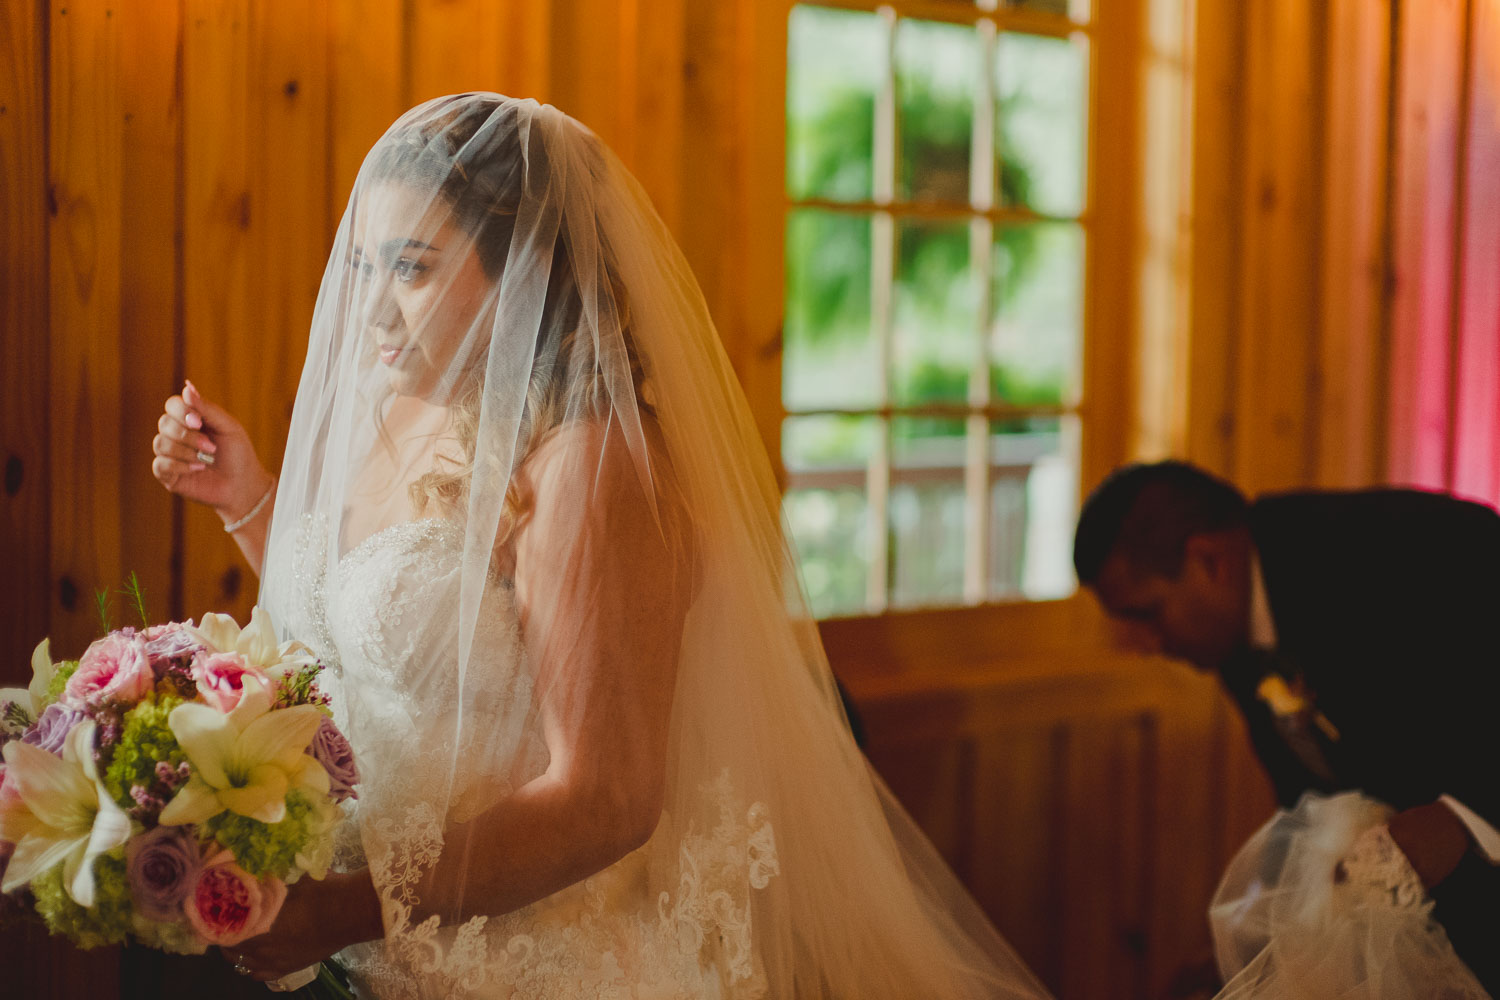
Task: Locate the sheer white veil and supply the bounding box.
[260,93,1050,998]
[1210,793,1487,1000]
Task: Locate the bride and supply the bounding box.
[151,93,1050,999]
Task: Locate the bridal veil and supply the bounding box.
[260,93,1050,998]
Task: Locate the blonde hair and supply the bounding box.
[407,270,648,549]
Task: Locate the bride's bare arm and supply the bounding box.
[420,419,691,914]
[152,381,276,576]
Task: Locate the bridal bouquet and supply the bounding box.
[0,603,358,992]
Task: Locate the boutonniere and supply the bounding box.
[1256,673,1341,743]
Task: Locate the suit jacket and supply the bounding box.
[1223,488,1500,990]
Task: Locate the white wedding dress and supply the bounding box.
[264,512,781,1000]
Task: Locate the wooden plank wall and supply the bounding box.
[1,0,771,656]
[0,1,772,996]
[1186,0,1395,496]
[1191,0,1500,505]
[835,605,1271,1000]
[1387,0,1500,504]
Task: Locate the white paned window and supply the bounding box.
[785,0,1092,616]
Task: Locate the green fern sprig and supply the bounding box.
[95,589,113,633]
[117,572,149,629]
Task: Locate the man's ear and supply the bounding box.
[1183,531,1233,582]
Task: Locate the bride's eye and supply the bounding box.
[392,258,428,283]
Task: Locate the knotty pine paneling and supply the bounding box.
[1183,0,1245,480]
[117,0,182,631]
[0,0,52,676]
[1380,0,1500,505]
[49,0,127,658]
[1387,0,1466,491]
[180,0,261,625]
[1315,0,1391,490]
[850,657,1272,1000]
[406,0,506,107]
[327,0,403,235]
[1230,0,1323,493]
[0,0,61,994]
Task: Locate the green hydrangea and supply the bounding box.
[205,790,317,879]
[42,660,80,706]
[31,849,133,949]
[132,913,210,956]
[104,695,187,811]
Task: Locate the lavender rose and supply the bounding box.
[20,704,87,756]
[127,824,203,922]
[309,716,359,802]
[144,622,204,678]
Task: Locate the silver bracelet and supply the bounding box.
[223,478,277,533]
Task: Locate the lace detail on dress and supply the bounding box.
[359,769,779,999]
[265,512,777,999]
[1335,824,1429,912]
[656,771,780,987]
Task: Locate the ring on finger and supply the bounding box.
[232,956,251,976]
[195,450,216,466]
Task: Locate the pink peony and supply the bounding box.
[191,652,271,713]
[183,851,286,946]
[63,632,155,709]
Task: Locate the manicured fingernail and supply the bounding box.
[185,412,203,429]
[197,436,216,453]
[189,462,207,472]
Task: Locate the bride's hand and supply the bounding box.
[152,380,272,523]
[229,870,384,982]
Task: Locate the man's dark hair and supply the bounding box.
[1073,461,1249,584]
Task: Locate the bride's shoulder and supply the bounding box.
[521,416,670,502]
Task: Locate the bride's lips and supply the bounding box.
[379,344,407,366]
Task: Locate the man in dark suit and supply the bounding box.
[1073,461,1500,993]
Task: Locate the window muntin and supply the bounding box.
[784,1,1090,617]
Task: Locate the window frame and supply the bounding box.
[740,0,1142,657]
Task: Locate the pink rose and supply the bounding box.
[63,633,155,709]
[183,851,287,946]
[0,764,20,812]
[191,652,270,713]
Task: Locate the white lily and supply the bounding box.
[0,721,133,906]
[188,606,316,678]
[0,640,57,734]
[160,674,328,826]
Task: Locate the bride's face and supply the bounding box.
[352,181,494,400]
